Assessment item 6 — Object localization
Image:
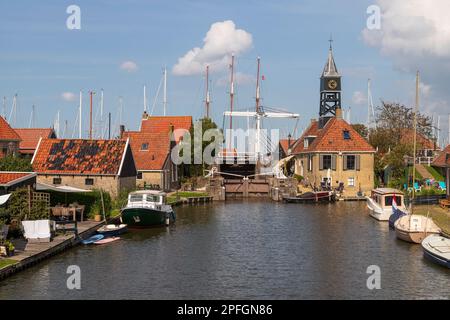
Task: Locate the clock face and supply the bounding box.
[328,79,338,90]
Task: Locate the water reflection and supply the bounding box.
[0,200,449,300]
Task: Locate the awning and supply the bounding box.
[36,183,92,193]
[0,194,11,206]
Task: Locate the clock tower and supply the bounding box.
[319,40,342,128]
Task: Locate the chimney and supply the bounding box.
[119,125,125,139]
[335,108,343,119]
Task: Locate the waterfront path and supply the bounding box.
[0,221,103,280]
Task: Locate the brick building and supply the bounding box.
[123,114,192,191]
[14,128,56,158]
[0,116,21,158]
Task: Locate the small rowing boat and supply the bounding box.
[82,234,104,245]
[93,237,121,245]
[97,224,128,237]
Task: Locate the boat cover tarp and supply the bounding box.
[0,193,12,206]
[36,182,92,193]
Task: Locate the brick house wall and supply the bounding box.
[295,152,374,196]
[0,141,19,158]
[37,174,136,198]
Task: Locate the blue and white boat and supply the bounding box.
[389,198,409,229]
[82,234,104,245]
[421,234,450,269]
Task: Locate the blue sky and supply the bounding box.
[0,0,447,142]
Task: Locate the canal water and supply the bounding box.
[0,201,449,299]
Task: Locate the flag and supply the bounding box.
[261,75,265,80]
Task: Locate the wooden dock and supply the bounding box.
[0,220,103,281]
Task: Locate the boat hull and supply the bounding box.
[394,215,441,244]
[395,229,438,244]
[422,235,450,269]
[97,224,128,237]
[121,207,175,227]
[366,197,391,221]
[283,192,335,203]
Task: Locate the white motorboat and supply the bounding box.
[366,188,407,221]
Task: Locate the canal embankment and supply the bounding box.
[0,220,103,280]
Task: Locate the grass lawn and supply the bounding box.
[167,191,209,204]
[414,205,450,235]
[0,258,18,269]
[424,166,445,181]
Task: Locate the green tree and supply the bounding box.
[0,155,33,172]
[187,117,222,177]
[351,124,368,140]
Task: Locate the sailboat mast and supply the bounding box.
[100,89,104,138]
[255,57,261,157]
[163,67,167,116]
[79,90,82,139]
[229,54,235,150]
[2,97,6,119]
[255,56,261,113]
[412,71,419,203]
[89,91,94,140]
[29,105,35,128]
[144,85,147,113]
[205,65,210,118]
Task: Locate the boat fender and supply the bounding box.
[165,213,170,226]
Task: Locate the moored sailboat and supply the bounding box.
[394,214,441,244]
[393,71,441,244]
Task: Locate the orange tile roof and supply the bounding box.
[32,139,129,175]
[140,116,192,142]
[15,128,55,153]
[432,145,450,167]
[0,116,21,141]
[123,131,171,170]
[399,128,437,150]
[0,172,35,185]
[292,118,375,153]
[279,139,294,155]
[123,116,192,171]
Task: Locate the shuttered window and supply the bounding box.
[320,155,333,170]
[343,155,360,171]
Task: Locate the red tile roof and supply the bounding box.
[279,139,294,155]
[432,145,450,167]
[399,129,437,150]
[0,116,21,141]
[140,116,192,143]
[122,131,170,170]
[32,139,129,175]
[0,172,35,186]
[124,115,192,171]
[292,118,375,153]
[15,128,55,154]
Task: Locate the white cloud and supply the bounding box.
[172,20,253,76]
[352,91,367,106]
[120,60,138,73]
[61,92,76,102]
[361,0,450,143]
[362,0,450,58]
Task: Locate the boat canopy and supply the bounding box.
[372,188,404,195]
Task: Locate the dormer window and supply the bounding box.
[304,138,309,149]
[343,130,351,140]
[141,143,149,150]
